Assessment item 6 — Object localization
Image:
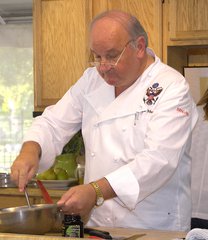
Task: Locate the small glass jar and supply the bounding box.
[62,214,84,238]
[76,163,85,185]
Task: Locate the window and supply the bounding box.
[0,23,33,172]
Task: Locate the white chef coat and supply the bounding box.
[191,106,208,220]
[24,49,198,231]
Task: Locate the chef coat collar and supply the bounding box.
[84,48,159,123]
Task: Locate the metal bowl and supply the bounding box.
[0,204,62,234]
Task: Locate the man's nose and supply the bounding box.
[98,62,112,73]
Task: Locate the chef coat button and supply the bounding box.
[106,217,111,222]
[114,157,120,163]
[91,152,95,157]
[122,127,126,132]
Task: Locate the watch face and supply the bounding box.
[97,196,104,206]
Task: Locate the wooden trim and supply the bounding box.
[33,0,43,109]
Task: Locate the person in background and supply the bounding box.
[10,10,198,231]
[191,88,208,229]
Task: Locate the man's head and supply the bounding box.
[90,10,148,47]
[89,10,150,96]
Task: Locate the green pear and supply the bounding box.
[36,172,47,180]
[37,167,57,180]
[56,168,69,180]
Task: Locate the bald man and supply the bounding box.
[11,10,197,231]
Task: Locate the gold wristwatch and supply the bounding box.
[90,181,104,206]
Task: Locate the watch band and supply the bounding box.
[90,181,104,206]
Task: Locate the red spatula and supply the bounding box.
[36,179,53,204]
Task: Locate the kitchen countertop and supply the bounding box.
[0,227,187,240]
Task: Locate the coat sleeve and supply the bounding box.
[23,68,96,172]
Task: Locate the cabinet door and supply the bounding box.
[33,0,91,111]
[92,0,162,58]
[168,0,208,40]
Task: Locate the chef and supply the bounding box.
[11,10,198,231]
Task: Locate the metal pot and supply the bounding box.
[0,204,63,234]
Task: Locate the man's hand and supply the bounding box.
[57,178,116,221]
[10,141,41,192]
[57,184,96,219]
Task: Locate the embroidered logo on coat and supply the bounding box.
[143,83,163,105]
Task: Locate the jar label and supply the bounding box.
[65,225,81,237]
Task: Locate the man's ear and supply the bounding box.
[135,36,146,57]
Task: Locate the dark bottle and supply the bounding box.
[62,214,84,238]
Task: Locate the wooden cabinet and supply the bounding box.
[33,0,162,111]
[168,0,208,41]
[162,0,208,65]
[33,0,92,111]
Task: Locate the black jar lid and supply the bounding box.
[64,214,81,222]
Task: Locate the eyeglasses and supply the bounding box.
[89,39,133,69]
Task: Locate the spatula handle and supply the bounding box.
[36,179,53,204]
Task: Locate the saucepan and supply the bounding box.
[0,179,63,234]
[0,203,63,234]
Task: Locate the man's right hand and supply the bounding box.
[10,141,41,192]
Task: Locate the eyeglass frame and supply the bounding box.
[89,39,134,69]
